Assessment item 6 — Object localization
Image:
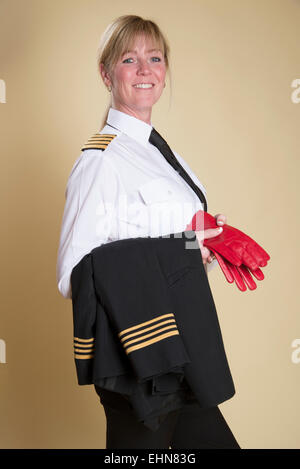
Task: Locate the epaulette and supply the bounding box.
[81,133,117,151]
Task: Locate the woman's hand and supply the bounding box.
[195,213,227,265]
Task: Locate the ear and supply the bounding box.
[99,63,111,88]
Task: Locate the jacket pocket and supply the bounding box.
[166,264,192,287]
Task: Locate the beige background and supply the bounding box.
[0,0,299,449]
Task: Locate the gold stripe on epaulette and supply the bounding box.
[118,313,179,355]
[81,133,117,151]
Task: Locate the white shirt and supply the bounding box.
[56,107,216,299]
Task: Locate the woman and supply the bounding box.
[56,15,240,449]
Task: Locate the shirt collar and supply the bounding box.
[106,107,153,147]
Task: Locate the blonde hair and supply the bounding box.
[97,15,172,129]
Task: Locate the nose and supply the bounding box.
[137,58,151,75]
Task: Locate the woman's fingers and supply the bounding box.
[196,215,226,263]
[195,228,222,245]
[203,227,223,240]
[201,246,211,264]
[215,213,227,226]
[195,229,222,264]
[207,252,216,263]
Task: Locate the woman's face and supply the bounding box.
[101,34,167,123]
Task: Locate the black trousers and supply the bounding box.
[96,388,240,449]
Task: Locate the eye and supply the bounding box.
[151,57,161,62]
[122,57,134,64]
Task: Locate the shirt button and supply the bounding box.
[168,190,172,195]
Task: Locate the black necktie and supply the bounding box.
[149,127,207,212]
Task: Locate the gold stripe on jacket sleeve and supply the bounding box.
[118,313,176,338]
[125,331,180,355]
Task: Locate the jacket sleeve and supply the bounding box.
[70,252,97,384]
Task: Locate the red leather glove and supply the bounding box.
[210,248,265,291]
[185,210,270,291]
[186,210,270,270]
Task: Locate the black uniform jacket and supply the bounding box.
[70,230,235,431]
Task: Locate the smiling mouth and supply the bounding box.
[133,83,155,89]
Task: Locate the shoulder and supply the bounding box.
[71,131,122,177]
[80,129,131,163]
[81,132,119,152]
[66,132,121,192]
